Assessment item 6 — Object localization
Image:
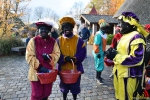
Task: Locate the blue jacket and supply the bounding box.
[79,28,90,40]
[26,38,31,46]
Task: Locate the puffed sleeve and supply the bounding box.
[25,38,40,69]
[49,42,60,69]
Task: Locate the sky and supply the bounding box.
[28,0,91,18]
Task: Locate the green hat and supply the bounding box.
[98,19,110,28]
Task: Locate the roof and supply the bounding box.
[113,0,150,24]
[80,14,118,24]
[89,6,98,15]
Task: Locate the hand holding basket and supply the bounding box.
[59,59,81,84]
[37,59,58,84]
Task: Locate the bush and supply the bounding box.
[0,37,24,56]
[88,34,114,45]
[107,34,114,45]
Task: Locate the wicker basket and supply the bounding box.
[37,69,58,84]
[59,60,81,84]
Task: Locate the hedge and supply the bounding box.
[0,37,24,56]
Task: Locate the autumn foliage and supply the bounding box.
[85,0,125,15]
[107,0,125,15]
[0,0,30,38]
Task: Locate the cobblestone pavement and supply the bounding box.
[0,45,115,100]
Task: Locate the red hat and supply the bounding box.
[35,22,52,29]
[104,57,114,67]
[35,18,57,30]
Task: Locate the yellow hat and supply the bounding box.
[59,16,76,26]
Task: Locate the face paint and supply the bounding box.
[63,25,73,37]
[118,20,133,34]
[101,26,110,33]
[39,26,50,39]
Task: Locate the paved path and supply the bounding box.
[0,45,115,100]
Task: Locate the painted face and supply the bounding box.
[118,20,133,34]
[63,25,73,37]
[101,26,110,33]
[39,26,50,39]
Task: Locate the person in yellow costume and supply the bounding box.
[57,16,86,100]
[106,12,149,100]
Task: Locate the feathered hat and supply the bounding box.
[35,18,58,30]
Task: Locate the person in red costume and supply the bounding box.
[110,26,122,49]
[26,19,60,100]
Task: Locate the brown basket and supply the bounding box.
[59,60,81,84]
[37,69,58,84]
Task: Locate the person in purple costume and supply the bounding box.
[56,16,86,100]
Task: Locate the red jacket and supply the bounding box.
[110,33,122,49]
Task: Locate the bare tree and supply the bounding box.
[43,8,59,22]
[49,10,59,22]
[34,6,44,20]
[66,10,73,16]
[66,1,83,20]
[21,7,32,24]
[44,8,52,18]
[73,2,83,19]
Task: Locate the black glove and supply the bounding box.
[104,47,112,57]
[106,47,113,54]
[65,56,71,62]
[106,49,117,60]
[39,66,49,73]
[104,51,108,56]
[70,57,76,63]
[42,53,51,61]
[97,54,101,58]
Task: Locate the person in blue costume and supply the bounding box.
[92,19,110,84]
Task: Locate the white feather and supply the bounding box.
[36,18,59,29]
